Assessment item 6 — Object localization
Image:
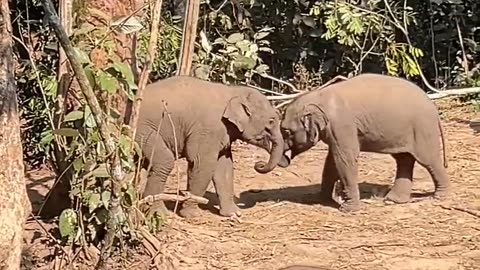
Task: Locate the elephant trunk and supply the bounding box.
[254,125,285,174]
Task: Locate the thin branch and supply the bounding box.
[244,83,286,96]
[383,0,441,93]
[455,17,469,80]
[128,0,163,139]
[253,71,301,93]
[272,75,348,104]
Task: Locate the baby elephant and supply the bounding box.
[279,73,449,212]
[136,76,284,219]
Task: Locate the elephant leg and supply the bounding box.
[142,139,175,217]
[385,153,415,204]
[179,144,219,219]
[319,149,339,204]
[212,148,241,218]
[415,154,450,200]
[328,127,361,212]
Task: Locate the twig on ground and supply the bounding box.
[350,242,407,249]
[139,191,209,205]
[439,205,480,218]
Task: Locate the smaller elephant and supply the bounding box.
[136,76,285,219]
[279,73,449,212]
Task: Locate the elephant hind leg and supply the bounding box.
[414,152,450,200]
[141,138,175,216]
[385,153,415,204]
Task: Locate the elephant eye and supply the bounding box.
[268,118,275,126]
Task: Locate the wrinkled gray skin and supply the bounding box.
[280,73,449,212]
[136,76,284,219]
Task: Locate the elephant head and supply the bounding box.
[223,87,287,174]
[280,101,329,167]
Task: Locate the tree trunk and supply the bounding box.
[0,0,31,269]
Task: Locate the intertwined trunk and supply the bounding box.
[0,0,31,269]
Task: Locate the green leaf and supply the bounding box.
[59,209,77,238]
[194,64,210,80]
[199,30,212,53]
[53,128,80,137]
[302,16,316,28]
[125,185,137,205]
[97,71,117,94]
[84,66,96,88]
[254,31,270,40]
[88,193,101,213]
[111,62,136,89]
[309,28,323,37]
[227,33,244,44]
[64,111,84,122]
[111,15,143,34]
[101,191,111,208]
[255,64,270,74]
[39,130,54,147]
[92,164,110,178]
[84,105,96,128]
[73,47,90,64]
[233,55,257,70]
[73,158,84,172]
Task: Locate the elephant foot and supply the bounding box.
[384,190,411,204]
[219,203,242,218]
[433,189,449,201]
[384,178,412,204]
[179,202,204,219]
[339,200,361,213]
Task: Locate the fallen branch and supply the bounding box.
[139,191,209,205]
[427,87,480,100]
[440,205,480,218]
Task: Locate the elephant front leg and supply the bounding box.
[319,150,339,205]
[212,149,242,218]
[329,142,361,213]
[180,149,219,219]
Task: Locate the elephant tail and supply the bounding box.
[438,117,448,168]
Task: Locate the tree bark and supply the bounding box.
[177,0,200,76]
[0,0,31,269]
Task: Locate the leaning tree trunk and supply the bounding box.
[0,0,31,269]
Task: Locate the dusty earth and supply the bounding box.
[22,100,480,270]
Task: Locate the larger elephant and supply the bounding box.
[135,76,284,218]
[279,73,449,212]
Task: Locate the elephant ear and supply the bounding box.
[302,104,328,143]
[223,95,251,133]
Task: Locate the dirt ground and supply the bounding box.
[22,99,480,270]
